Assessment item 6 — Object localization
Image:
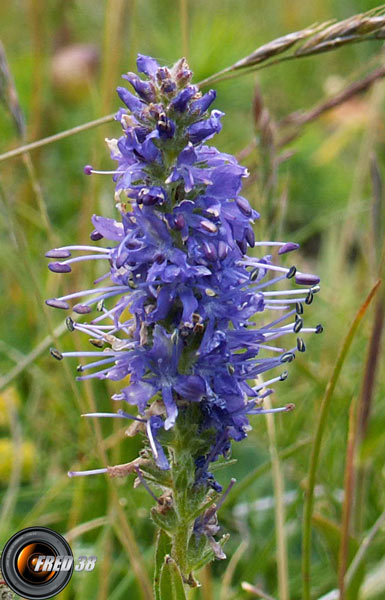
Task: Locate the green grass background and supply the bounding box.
[0,1,385,599]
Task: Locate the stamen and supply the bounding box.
[249,404,295,414]
[66,316,75,331]
[68,468,108,477]
[134,466,160,503]
[84,165,120,176]
[286,266,297,279]
[50,348,63,360]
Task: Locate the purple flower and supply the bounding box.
[45,54,321,487]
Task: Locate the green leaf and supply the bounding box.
[159,555,187,600]
[313,514,365,600]
[154,529,172,600]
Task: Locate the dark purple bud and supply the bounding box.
[116,86,145,113]
[170,86,197,112]
[122,72,155,102]
[218,241,229,260]
[161,80,177,94]
[188,110,224,144]
[156,66,171,81]
[235,196,252,217]
[237,239,247,254]
[278,242,300,255]
[155,253,165,264]
[174,214,185,230]
[190,89,217,115]
[48,262,72,273]
[295,272,320,285]
[245,227,255,248]
[90,230,104,241]
[73,304,93,314]
[202,241,217,261]
[84,164,93,175]
[45,298,70,310]
[45,248,71,259]
[136,54,160,77]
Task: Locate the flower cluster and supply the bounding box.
[46,55,321,554]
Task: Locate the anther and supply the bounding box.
[205,288,216,297]
[200,220,218,234]
[48,262,72,273]
[295,273,320,286]
[285,403,295,412]
[227,363,235,375]
[45,249,71,259]
[296,302,304,315]
[286,265,297,279]
[50,348,63,360]
[171,329,179,344]
[66,316,75,331]
[294,318,303,333]
[297,337,306,352]
[84,164,93,175]
[73,304,93,314]
[90,230,103,241]
[315,324,324,334]
[305,292,314,305]
[46,299,70,310]
[251,268,260,281]
[278,242,300,255]
[280,370,288,381]
[76,365,83,372]
[89,338,104,348]
[281,352,295,363]
[311,284,321,294]
[97,299,105,312]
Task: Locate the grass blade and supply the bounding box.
[301,279,381,600]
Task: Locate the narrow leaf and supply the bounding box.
[301,279,381,600]
[154,529,172,600]
[159,555,187,600]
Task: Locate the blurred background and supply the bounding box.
[0,1,384,599]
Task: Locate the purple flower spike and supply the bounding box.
[45,53,320,499]
[48,262,71,273]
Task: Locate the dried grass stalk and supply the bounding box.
[198,6,385,87]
